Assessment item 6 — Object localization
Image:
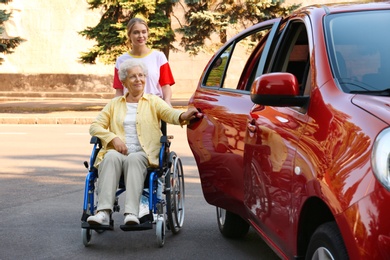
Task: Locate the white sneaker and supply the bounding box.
[138,203,149,219]
[124,213,140,225]
[87,210,109,225]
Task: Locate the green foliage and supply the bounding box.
[79,0,177,64]
[175,1,219,56]
[0,0,25,65]
[79,0,299,63]
[178,0,300,55]
[145,0,178,59]
[79,4,126,64]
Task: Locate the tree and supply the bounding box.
[79,0,179,64]
[177,0,300,55]
[0,0,25,65]
[79,0,299,64]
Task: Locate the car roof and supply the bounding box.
[295,1,390,16]
[223,1,390,48]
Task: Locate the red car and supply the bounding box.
[187,2,390,259]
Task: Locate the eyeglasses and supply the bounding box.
[127,73,146,81]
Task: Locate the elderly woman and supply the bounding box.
[87,59,199,226]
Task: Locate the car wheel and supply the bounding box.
[216,207,249,239]
[306,222,348,260]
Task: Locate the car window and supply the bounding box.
[203,27,272,90]
[270,21,310,95]
[204,47,231,88]
[325,10,390,94]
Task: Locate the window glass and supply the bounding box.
[266,21,310,113]
[204,47,231,87]
[325,11,390,94]
[204,28,270,90]
[271,22,310,95]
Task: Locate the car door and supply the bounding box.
[243,19,311,256]
[187,19,281,216]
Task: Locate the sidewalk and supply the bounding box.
[0,96,190,124]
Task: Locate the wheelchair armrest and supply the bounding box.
[90,136,102,145]
[160,135,173,143]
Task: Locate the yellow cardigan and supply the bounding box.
[90,93,186,167]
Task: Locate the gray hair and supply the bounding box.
[118,59,148,81]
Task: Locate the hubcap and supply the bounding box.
[312,247,334,260]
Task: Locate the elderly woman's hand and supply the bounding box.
[180,107,203,122]
[110,137,128,155]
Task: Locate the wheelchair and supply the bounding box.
[80,127,185,247]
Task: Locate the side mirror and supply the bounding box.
[250,72,309,107]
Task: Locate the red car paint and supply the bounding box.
[187,2,390,259]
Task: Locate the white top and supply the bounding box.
[123,103,143,154]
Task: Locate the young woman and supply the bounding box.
[112,18,174,106]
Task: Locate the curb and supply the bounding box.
[0,98,190,125]
[0,116,95,125]
[0,111,97,125]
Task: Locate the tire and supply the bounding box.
[81,175,97,246]
[306,222,348,260]
[216,207,249,239]
[166,152,185,234]
[156,216,166,247]
[81,228,92,247]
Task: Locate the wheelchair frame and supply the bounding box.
[80,132,185,247]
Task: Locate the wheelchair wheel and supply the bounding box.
[81,176,97,246]
[82,228,92,247]
[156,215,166,247]
[165,152,185,234]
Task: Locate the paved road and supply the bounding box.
[0,124,279,260]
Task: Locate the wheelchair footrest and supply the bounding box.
[81,221,114,230]
[139,213,154,224]
[120,221,153,231]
